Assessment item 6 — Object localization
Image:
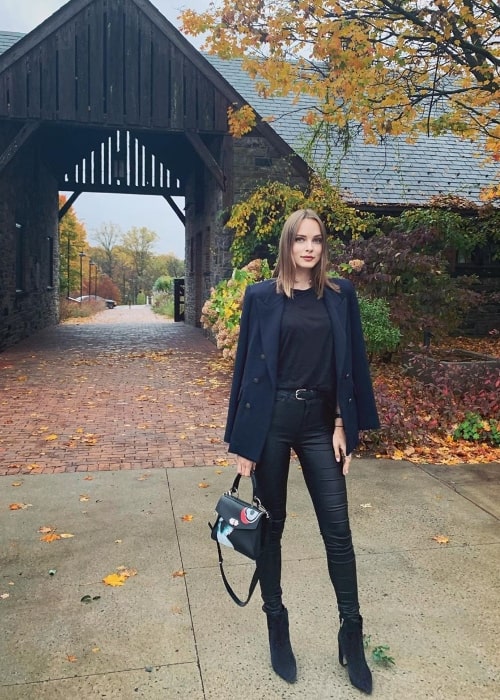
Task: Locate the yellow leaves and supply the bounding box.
[227,105,256,138]
[44,433,58,442]
[181,514,194,522]
[9,503,32,510]
[38,525,73,542]
[40,532,61,543]
[79,495,90,502]
[432,535,450,545]
[66,655,77,663]
[172,569,186,578]
[11,481,23,487]
[103,566,137,587]
[198,482,210,489]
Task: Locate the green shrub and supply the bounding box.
[152,291,174,318]
[453,412,500,446]
[201,259,272,360]
[357,296,401,359]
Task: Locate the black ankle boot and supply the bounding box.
[338,615,372,694]
[265,606,297,683]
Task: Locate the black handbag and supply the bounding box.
[209,473,270,606]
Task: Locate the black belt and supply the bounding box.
[276,388,325,401]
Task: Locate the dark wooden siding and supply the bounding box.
[0,0,230,133]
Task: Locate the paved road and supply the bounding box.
[0,306,231,476]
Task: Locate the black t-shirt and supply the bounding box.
[277,287,335,393]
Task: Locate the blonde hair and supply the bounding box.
[273,209,339,297]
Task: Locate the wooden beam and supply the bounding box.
[163,195,186,225]
[185,131,226,191]
[59,191,82,220]
[0,121,40,176]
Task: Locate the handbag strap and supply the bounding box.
[212,532,259,607]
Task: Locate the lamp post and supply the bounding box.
[89,261,96,299]
[79,251,86,301]
[88,258,93,297]
[66,230,71,298]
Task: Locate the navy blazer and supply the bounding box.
[224,278,380,462]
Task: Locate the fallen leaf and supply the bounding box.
[170,605,183,614]
[360,503,372,508]
[83,476,94,481]
[181,514,194,522]
[0,593,10,600]
[79,495,90,502]
[66,655,77,663]
[172,569,186,578]
[198,482,209,489]
[116,566,137,578]
[432,535,450,544]
[9,503,32,510]
[59,533,75,539]
[40,533,61,543]
[44,434,58,441]
[38,526,54,534]
[136,474,150,481]
[102,573,127,587]
[17,375,28,382]
[11,482,23,487]
[215,459,229,467]
[92,647,100,653]
[115,539,122,544]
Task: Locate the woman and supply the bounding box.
[224,209,379,694]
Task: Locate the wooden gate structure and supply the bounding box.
[0,0,308,349]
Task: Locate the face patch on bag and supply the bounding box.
[216,518,234,548]
[240,507,260,524]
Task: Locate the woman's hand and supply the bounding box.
[332,427,352,475]
[236,455,256,477]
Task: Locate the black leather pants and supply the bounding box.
[254,394,360,620]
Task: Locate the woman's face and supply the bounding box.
[291,218,323,273]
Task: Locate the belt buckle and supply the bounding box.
[295,388,307,400]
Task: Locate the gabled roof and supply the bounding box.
[1,16,496,208]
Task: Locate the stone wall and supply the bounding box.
[183,134,308,328]
[232,136,307,202]
[0,127,59,351]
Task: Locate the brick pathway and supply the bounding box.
[0,306,232,475]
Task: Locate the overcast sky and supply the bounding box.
[0,1,210,258]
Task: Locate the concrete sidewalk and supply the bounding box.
[1,459,498,699]
[1,307,499,698]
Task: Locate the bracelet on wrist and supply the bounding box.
[334,423,344,429]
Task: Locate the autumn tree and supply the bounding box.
[150,253,185,280]
[120,226,159,296]
[92,222,122,277]
[182,1,500,196]
[58,195,88,297]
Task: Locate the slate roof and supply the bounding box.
[1,28,496,208]
[206,56,497,208]
[0,31,23,55]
